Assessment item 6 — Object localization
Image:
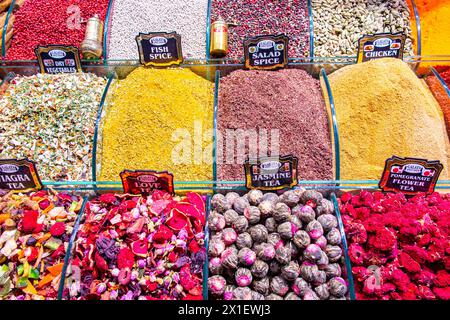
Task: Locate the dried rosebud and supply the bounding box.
[209,212,226,232]
[279,190,300,207]
[251,260,269,278]
[317,250,329,267]
[281,261,300,281]
[289,214,302,229]
[293,230,311,249]
[306,220,324,240]
[232,216,249,233]
[247,189,263,206]
[233,197,250,214]
[236,232,253,249]
[270,276,289,297]
[320,263,342,279]
[328,277,348,297]
[300,261,319,282]
[208,275,226,296]
[300,190,323,208]
[252,277,270,295]
[317,214,338,231]
[315,236,328,250]
[252,291,265,300]
[265,217,278,233]
[298,205,316,223]
[248,224,268,242]
[285,292,301,300]
[275,245,291,264]
[326,228,341,245]
[313,270,327,286]
[225,192,240,207]
[262,192,279,202]
[244,206,261,225]
[224,209,239,226]
[285,241,299,258]
[209,257,223,275]
[235,268,253,287]
[267,232,281,247]
[292,277,310,297]
[256,243,276,261]
[303,289,320,300]
[209,238,226,257]
[325,245,343,262]
[238,247,257,266]
[277,221,297,240]
[233,287,253,300]
[258,200,275,218]
[211,194,230,213]
[273,203,291,222]
[222,228,238,245]
[316,198,334,216]
[266,294,283,300]
[269,261,281,275]
[304,244,323,261]
[223,285,235,300]
[221,249,238,270]
[315,283,330,300]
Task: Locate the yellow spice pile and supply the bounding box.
[328,58,450,180]
[98,67,214,181]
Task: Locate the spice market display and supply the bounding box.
[0,0,450,302]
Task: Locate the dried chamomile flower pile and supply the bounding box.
[66,191,206,300]
[0,190,83,300]
[208,189,348,300]
[0,73,107,181]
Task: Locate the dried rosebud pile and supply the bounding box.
[67,191,206,300]
[340,190,450,300]
[208,189,348,300]
[0,189,82,300]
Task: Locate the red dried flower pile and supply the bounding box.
[339,190,450,300]
[66,191,206,300]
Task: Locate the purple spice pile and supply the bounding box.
[207,189,349,300]
[217,69,333,181]
[211,0,310,59]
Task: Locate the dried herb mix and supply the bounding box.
[0,73,107,181]
[98,67,213,182]
[217,69,333,181]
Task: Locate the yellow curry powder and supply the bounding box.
[328,58,450,180]
[98,67,214,181]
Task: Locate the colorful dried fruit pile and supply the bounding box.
[208,189,348,300]
[66,191,206,300]
[0,189,82,300]
[340,190,450,300]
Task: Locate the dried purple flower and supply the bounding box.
[304,244,323,261]
[317,250,329,267]
[235,268,253,287]
[284,241,299,258]
[265,217,278,233]
[270,276,289,297]
[288,214,302,229]
[208,275,227,296]
[315,283,330,300]
[306,220,324,240]
[247,189,263,206]
[238,247,257,266]
[278,190,300,207]
[211,194,231,213]
[232,287,253,300]
[252,277,270,295]
[233,197,250,214]
[328,277,347,297]
[292,277,310,297]
[221,249,238,270]
[314,235,328,250]
[326,228,342,245]
[269,261,281,275]
[251,260,269,279]
[209,212,226,232]
[281,261,300,281]
[236,232,253,249]
[209,257,223,275]
[243,206,261,225]
[267,232,281,247]
[232,216,249,233]
[325,245,342,262]
[208,238,226,257]
[252,291,265,300]
[297,205,316,223]
[222,228,237,245]
[273,203,291,222]
[303,289,320,300]
[300,190,323,207]
[248,224,268,242]
[225,192,240,207]
[224,209,239,226]
[300,261,319,283]
[277,221,297,240]
[284,292,301,300]
[275,245,291,264]
[316,198,334,216]
[293,230,310,249]
[262,192,279,202]
[258,200,274,218]
[312,270,327,286]
[256,243,276,261]
[223,285,235,300]
[317,214,338,231]
[320,263,342,279]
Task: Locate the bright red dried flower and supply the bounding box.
[50,222,66,237]
[117,248,135,269]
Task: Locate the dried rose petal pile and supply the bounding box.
[208,189,348,300]
[340,191,450,300]
[66,191,206,300]
[0,190,82,300]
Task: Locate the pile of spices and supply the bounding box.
[425,73,450,139]
[208,189,348,300]
[327,58,450,180]
[217,69,333,181]
[98,67,213,182]
[311,0,415,57]
[66,191,206,300]
[340,190,450,300]
[210,0,310,59]
[436,67,450,87]
[0,190,82,300]
[6,0,109,60]
[108,0,208,60]
[0,73,107,181]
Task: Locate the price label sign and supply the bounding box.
[35,45,82,74]
[244,34,289,70]
[0,159,43,193]
[379,156,443,195]
[244,155,298,191]
[136,32,183,67]
[120,170,174,195]
[357,33,406,63]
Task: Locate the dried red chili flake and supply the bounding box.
[67,191,206,300]
[6,0,109,60]
[340,191,450,300]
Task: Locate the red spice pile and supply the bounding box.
[6,0,109,60]
[425,75,450,138]
[339,191,450,300]
[435,66,450,87]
